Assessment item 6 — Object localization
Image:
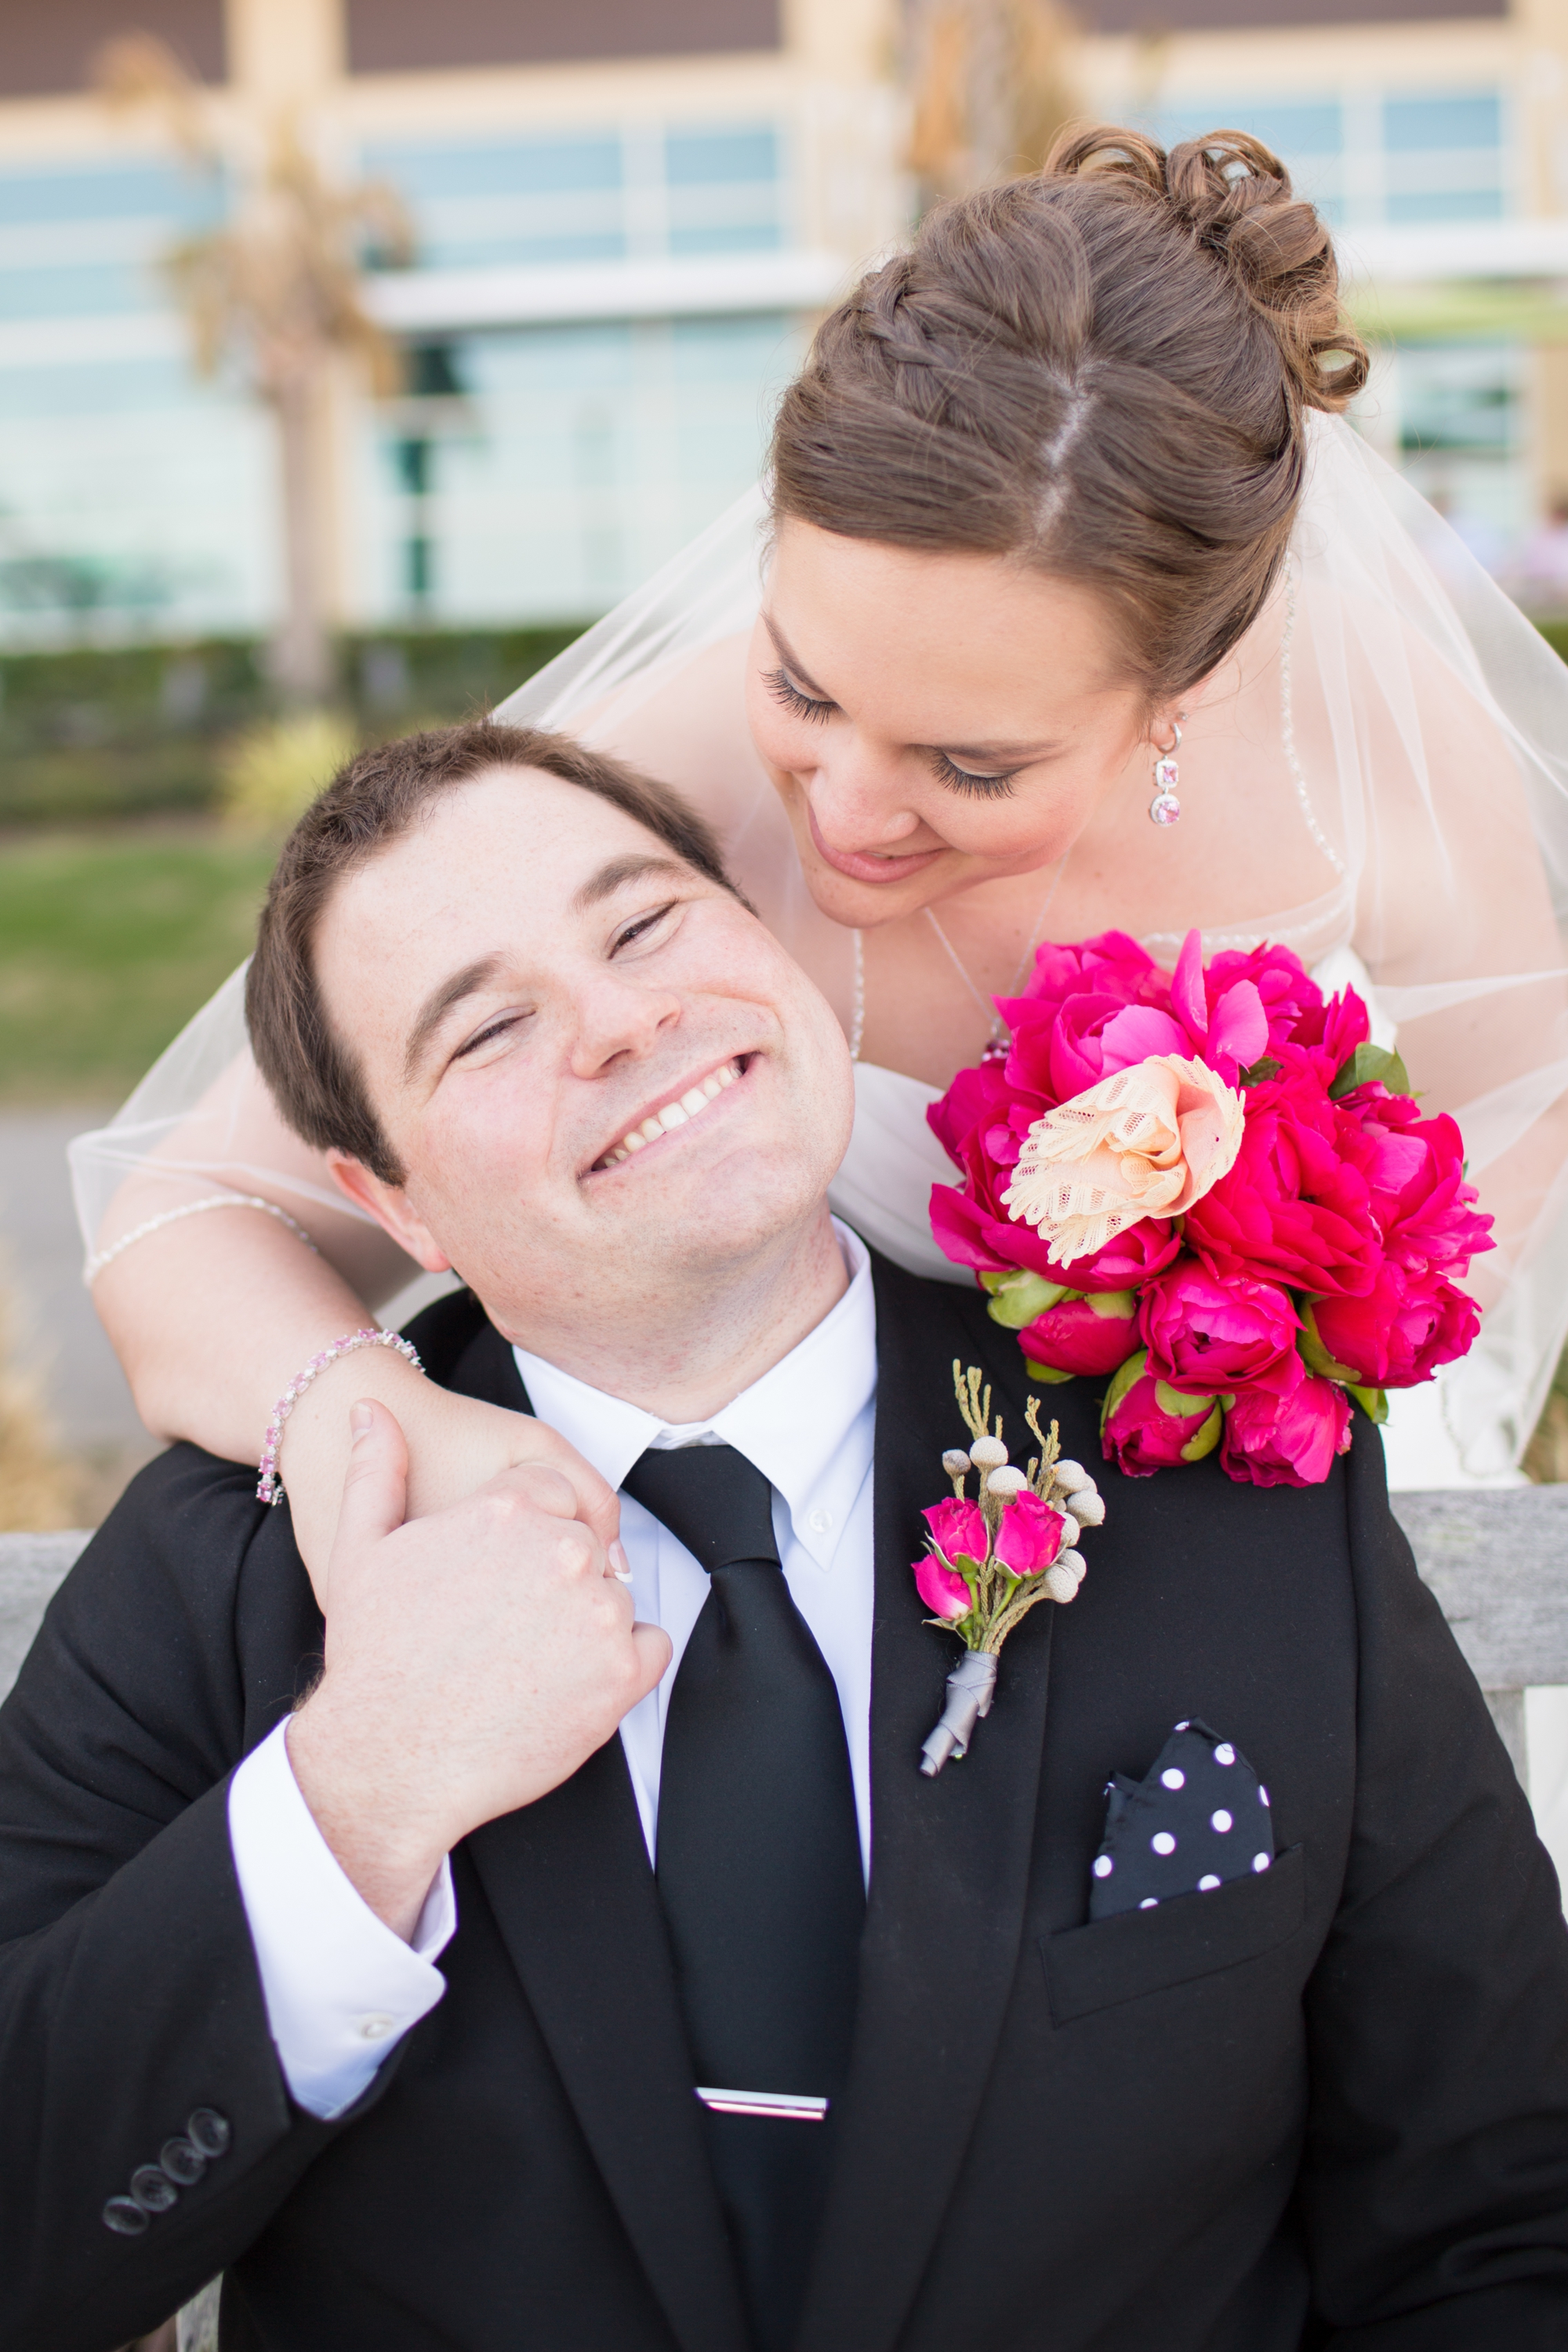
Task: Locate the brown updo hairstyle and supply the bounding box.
[771,125,1369,709]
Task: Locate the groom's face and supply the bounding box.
[313,766,855,1332]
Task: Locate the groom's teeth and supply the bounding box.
[606,1061,743,1167]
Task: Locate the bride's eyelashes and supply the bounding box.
[765,663,1021,799]
[765,665,835,724]
[926,749,1022,799]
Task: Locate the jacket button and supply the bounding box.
[130,2165,178,2214]
[160,2136,207,2187]
[187,2109,230,2159]
[102,2196,149,2236]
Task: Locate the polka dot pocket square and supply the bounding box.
[1088,1719,1275,1921]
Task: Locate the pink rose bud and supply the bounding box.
[1219,1373,1352,1488]
[921,1497,987,1567]
[1140,1262,1298,1394]
[992,1489,1070,1578]
[1100,1351,1222,1479]
[913,1550,975,1621]
[1019,1289,1140,1379]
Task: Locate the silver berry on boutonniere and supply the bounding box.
[916,1363,1105,1777]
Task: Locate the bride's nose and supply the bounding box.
[804,735,925,851]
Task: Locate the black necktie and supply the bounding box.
[622,1443,864,2352]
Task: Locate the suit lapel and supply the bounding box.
[449,1320,750,2352]
[797,1256,1057,2352]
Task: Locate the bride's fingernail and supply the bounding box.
[608,1541,633,1583]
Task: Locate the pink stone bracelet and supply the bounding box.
[257,1327,423,1507]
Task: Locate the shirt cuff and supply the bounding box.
[228,1717,455,2120]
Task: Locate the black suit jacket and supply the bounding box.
[3,1252,1568,2352]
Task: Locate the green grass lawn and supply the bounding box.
[0,822,276,1104]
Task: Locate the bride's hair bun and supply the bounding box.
[1048,122,1367,418]
[771,122,1370,702]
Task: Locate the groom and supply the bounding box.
[3,720,1568,2352]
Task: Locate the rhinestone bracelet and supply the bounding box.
[258,1327,423,1507]
[84,1193,320,1287]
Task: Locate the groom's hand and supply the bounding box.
[288,1399,671,1938]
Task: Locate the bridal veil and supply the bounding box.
[69,414,1568,1480]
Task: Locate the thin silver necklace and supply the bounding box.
[848,850,1070,1063]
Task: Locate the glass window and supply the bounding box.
[1383,93,1501,151]
[664,127,778,185]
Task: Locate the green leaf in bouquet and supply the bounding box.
[1023,1359,1076,1384]
[1328,1042,1411,1102]
[1298,1301,1361,1384]
[1348,1383,1389,1424]
[981,1268,1070,1328]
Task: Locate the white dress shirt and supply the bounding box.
[227,1221,879,2120]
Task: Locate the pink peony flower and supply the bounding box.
[1220,1373,1352,1488]
[1140,1262,1299,1394]
[1167,928,1270,1083]
[1100,1352,1224,1479]
[913,1550,975,1621]
[1308,1264,1480,1389]
[1185,1067,1382,1300]
[1340,1095,1494,1281]
[1205,942,1324,1055]
[992,1489,1070,1577]
[922,1497,987,1566]
[1019,1289,1141,1377]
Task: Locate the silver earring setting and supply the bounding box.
[1149,715,1185,826]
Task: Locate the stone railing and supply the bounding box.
[5,1491,1568,1784]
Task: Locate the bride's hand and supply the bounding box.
[278,1345,620,1606]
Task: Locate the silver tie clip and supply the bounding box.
[695,2087,829,2122]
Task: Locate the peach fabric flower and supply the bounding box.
[1001,1054,1245,1267]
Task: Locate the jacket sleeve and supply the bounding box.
[1301,1421,1568,2346]
[0,1448,394,2352]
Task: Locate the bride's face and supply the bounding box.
[746,518,1174,927]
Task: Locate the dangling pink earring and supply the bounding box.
[1148,713,1185,826]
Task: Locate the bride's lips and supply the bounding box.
[805,800,945,887]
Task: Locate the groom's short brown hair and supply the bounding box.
[246,720,739,1185]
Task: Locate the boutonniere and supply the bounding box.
[916,1362,1105,1776]
[927,927,1494,1489]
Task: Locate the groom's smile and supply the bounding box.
[310,761,855,1400]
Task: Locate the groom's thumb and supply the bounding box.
[334,1396,410,1559]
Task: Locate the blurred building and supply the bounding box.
[1073,0,1568,583]
[0,0,900,645]
[5,0,1568,647]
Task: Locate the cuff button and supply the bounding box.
[130,2166,178,2214]
[102,2196,150,2237]
[187,2108,231,2158]
[358,2013,396,2042]
[161,2136,207,2187]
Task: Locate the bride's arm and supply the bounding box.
[89,1058,619,1582]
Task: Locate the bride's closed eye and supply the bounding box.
[765,665,835,725]
[926,750,1022,800]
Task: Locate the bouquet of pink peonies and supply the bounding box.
[927,929,1494,1488]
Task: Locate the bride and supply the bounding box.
[72,125,1568,1568]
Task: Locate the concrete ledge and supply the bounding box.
[0,1532,89,1700]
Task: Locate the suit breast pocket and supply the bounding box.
[1040,1844,1307,2026]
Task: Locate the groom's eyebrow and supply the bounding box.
[573,853,689,910]
[405,954,503,1079]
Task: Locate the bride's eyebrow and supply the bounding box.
[761,614,833,699]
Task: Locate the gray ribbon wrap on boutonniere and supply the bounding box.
[915,1363,1105,1777]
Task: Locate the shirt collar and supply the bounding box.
[512,1221,877,1573]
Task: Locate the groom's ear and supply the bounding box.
[328,1152,453,1275]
